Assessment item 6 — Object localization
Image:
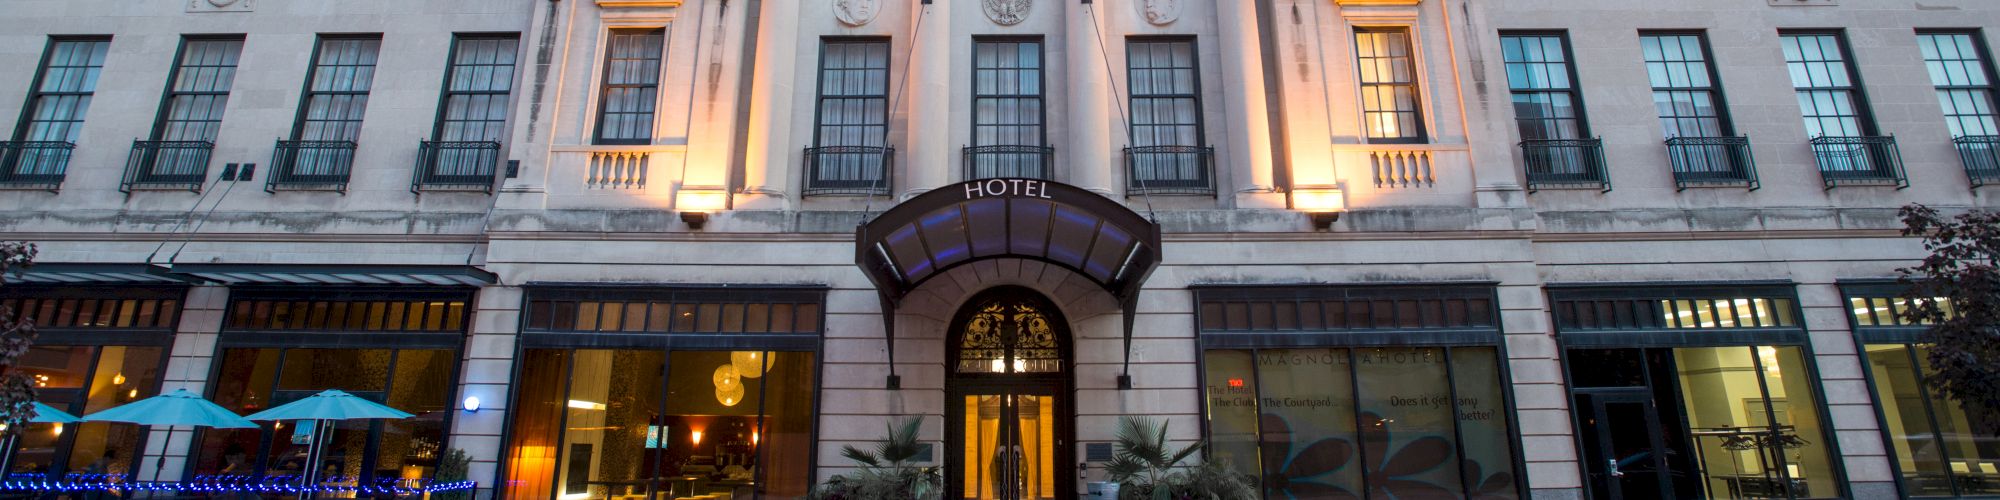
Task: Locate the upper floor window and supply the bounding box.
[1355,27,1426,143]
[294,36,381,143]
[16,38,110,145]
[968,38,1050,179]
[1918,31,1999,138]
[436,35,520,144]
[1642,33,1731,139]
[805,38,892,196]
[1782,32,1875,138]
[595,28,664,145]
[155,37,243,143]
[1125,38,1213,195]
[1500,32,1586,141]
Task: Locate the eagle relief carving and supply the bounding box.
[833,0,881,26]
[1138,0,1181,25]
[981,0,1031,26]
[187,0,252,12]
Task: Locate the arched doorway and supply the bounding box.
[946,287,1075,500]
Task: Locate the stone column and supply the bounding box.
[1214,0,1283,208]
[903,0,952,198]
[450,286,525,500]
[1065,1,1114,196]
[145,285,228,482]
[738,0,802,210]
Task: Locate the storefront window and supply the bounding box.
[9,345,166,477]
[1867,344,2000,497]
[1202,347,1517,499]
[193,348,455,482]
[1672,346,1838,499]
[502,349,816,500]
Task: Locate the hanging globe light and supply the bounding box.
[731,351,771,379]
[715,383,745,407]
[713,364,741,391]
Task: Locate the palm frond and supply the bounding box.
[1115,416,1166,464]
[839,444,881,467]
[878,416,925,464]
[1167,438,1204,469]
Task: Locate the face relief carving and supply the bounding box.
[834,0,880,26]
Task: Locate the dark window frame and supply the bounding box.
[1917,29,2000,139]
[592,28,666,146]
[11,36,112,144]
[1125,36,1208,150]
[1780,30,1881,138]
[216,287,476,350]
[1500,30,1592,141]
[287,34,382,143]
[149,35,245,143]
[1838,280,1978,499]
[969,36,1050,151]
[804,37,894,195]
[430,32,521,144]
[809,37,892,151]
[1354,26,1429,144]
[1639,30,1737,139]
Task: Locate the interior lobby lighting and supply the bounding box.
[565,400,606,411]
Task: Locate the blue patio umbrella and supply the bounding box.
[0,402,87,476]
[243,390,414,494]
[83,388,257,482]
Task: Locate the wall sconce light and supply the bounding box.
[1311,212,1341,230]
[680,211,710,230]
[462,396,481,413]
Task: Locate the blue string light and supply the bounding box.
[0,473,475,495]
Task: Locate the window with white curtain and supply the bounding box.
[295,37,380,144]
[595,29,664,145]
[1355,28,1426,143]
[1782,32,1875,138]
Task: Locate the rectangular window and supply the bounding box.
[1126,38,1212,194]
[1783,32,1874,138]
[1642,33,1731,139]
[294,36,381,143]
[1355,28,1426,142]
[1501,33,1586,141]
[435,35,519,143]
[594,29,664,145]
[5,37,108,185]
[969,38,1049,179]
[1919,31,2000,138]
[806,38,892,195]
[156,37,243,143]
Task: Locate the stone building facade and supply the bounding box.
[0,0,1997,499]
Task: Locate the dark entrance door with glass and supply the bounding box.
[945,287,1074,500]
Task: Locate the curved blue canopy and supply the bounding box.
[243,389,413,421]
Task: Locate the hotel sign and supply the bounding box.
[962,178,1057,200]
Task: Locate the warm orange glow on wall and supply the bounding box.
[676,187,728,212]
[1291,185,1347,212]
[690,430,704,446]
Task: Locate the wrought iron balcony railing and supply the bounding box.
[121,140,214,192]
[802,145,894,196]
[1810,135,1906,189]
[1124,145,1215,196]
[1666,136,1759,191]
[268,140,358,192]
[0,141,76,190]
[963,145,1054,180]
[412,140,502,193]
[1520,138,1609,192]
[1955,135,2000,188]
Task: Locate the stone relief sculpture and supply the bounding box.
[833,0,881,27]
[982,0,1032,26]
[1138,0,1181,25]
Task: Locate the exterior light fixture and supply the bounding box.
[680,211,710,230]
[1311,212,1341,230]
[676,186,728,230]
[1291,184,1346,231]
[462,396,480,413]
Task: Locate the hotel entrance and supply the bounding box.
[945,288,1073,500]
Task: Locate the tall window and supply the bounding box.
[1355,28,1425,142]
[595,29,664,145]
[969,39,1048,179]
[1918,31,1999,138]
[806,38,891,195]
[155,38,243,143]
[294,37,381,144]
[6,37,108,184]
[1642,33,1730,139]
[1126,38,1211,194]
[436,35,519,144]
[1500,33,1586,141]
[1783,32,1874,138]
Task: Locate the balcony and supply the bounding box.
[1521,138,1609,192]
[121,140,214,192]
[963,145,1054,180]
[412,141,502,193]
[0,141,75,190]
[1810,136,1906,189]
[1666,136,1759,191]
[1955,135,2000,188]
[268,140,358,192]
[1125,145,1215,196]
[802,145,894,196]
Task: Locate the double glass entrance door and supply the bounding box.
[952,388,1061,500]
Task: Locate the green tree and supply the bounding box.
[1898,205,2000,435]
[0,242,38,436]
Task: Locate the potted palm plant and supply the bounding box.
[1105,417,1256,500]
[810,416,942,500]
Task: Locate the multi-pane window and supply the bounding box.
[156,38,243,143]
[17,38,109,145]
[1355,28,1425,142]
[970,39,1048,179]
[1642,33,1730,139]
[1126,38,1209,193]
[1500,33,1586,141]
[1918,31,1999,138]
[436,35,519,143]
[595,29,664,145]
[807,39,891,194]
[295,37,381,143]
[1783,33,1874,138]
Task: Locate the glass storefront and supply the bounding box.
[1196,286,1521,500]
[503,287,823,500]
[1847,289,2000,497]
[0,288,180,478]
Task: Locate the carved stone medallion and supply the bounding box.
[981,0,1032,26]
[1138,0,1181,25]
[187,0,252,12]
[833,0,881,26]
